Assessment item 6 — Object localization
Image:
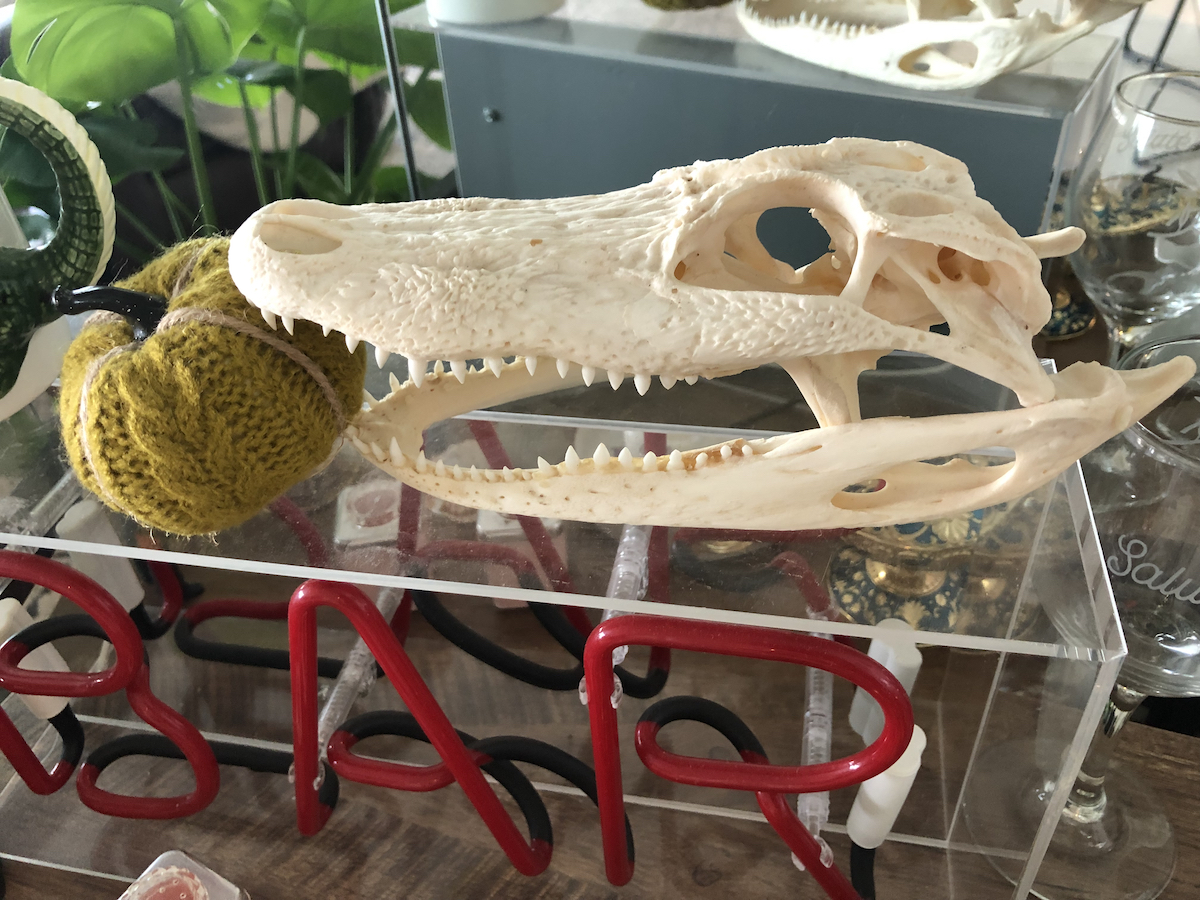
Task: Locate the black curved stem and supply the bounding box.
[173,614,352,680]
[410,590,584,691]
[86,733,340,811]
[49,285,168,339]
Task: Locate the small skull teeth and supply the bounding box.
[347,425,761,483]
[243,307,706,397]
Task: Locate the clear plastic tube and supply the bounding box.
[795,596,838,871]
[601,523,652,666]
[315,587,404,760]
[579,522,651,707]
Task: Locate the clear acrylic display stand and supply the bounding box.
[0,355,1124,898]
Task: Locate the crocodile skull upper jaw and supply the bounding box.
[737,0,1144,91]
[228,138,1193,530]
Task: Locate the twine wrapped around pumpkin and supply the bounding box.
[59,237,366,535]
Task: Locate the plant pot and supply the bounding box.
[426,0,564,25]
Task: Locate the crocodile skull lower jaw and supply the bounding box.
[737,0,1143,91]
[228,138,1194,530]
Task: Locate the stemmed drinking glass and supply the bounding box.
[1065,71,1200,362]
[1030,336,1200,899]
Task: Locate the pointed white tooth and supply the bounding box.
[538,456,556,476]
[522,470,534,480]
[565,445,580,474]
[660,375,677,390]
[502,466,517,482]
[667,449,684,471]
[452,465,464,480]
[608,370,625,390]
[407,358,426,388]
[642,451,658,473]
[634,374,652,395]
[593,443,611,467]
[484,469,499,483]
[416,451,429,473]
[389,438,406,466]
[322,324,332,337]
[349,434,367,452]
[618,447,635,470]
[389,372,402,393]
[741,444,754,457]
[435,459,447,477]
[695,452,709,468]
[485,356,503,377]
[371,345,390,368]
[685,375,699,385]
[281,315,295,335]
[581,366,597,386]
[369,441,387,462]
[362,389,377,409]
[525,356,539,376]
[449,359,467,384]
[346,335,360,353]
[261,310,278,330]
[556,358,571,378]
[720,444,733,460]
[470,465,483,482]
[433,360,445,375]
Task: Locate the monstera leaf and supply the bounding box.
[11,0,272,105]
[259,0,419,67]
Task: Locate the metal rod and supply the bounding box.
[374,0,421,202]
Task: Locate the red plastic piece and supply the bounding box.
[288,579,553,875]
[0,551,142,697]
[270,496,329,567]
[466,419,591,636]
[0,550,219,817]
[75,661,220,818]
[583,614,913,888]
[0,699,75,794]
[326,730,457,792]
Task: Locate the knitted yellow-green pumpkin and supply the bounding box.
[59,237,366,535]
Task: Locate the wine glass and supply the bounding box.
[1030,335,1200,899]
[1065,71,1200,363]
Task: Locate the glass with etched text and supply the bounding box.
[1038,335,1200,900]
[1085,336,1200,698]
[1066,71,1200,361]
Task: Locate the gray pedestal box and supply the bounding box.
[405,7,1118,265]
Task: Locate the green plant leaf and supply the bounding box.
[372,166,457,203]
[372,165,411,202]
[3,180,59,224]
[393,29,440,71]
[407,76,451,150]
[79,114,184,183]
[193,72,275,109]
[0,57,25,83]
[0,129,57,188]
[11,0,273,105]
[274,151,349,203]
[260,0,419,68]
[293,69,353,126]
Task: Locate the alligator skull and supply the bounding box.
[228,139,1193,531]
[737,0,1144,91]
